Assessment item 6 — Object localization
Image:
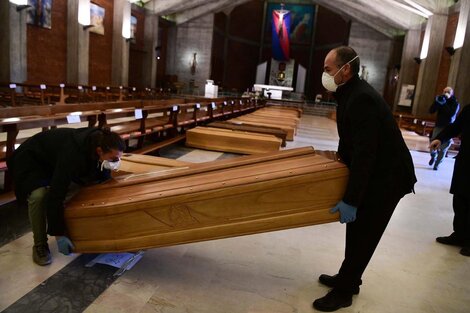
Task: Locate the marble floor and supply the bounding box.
[1,115,469,313]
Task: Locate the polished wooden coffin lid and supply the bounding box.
[186,126,282,154]
[65,147,348,253]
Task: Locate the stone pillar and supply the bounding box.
[112,0,130,86]
[393,28,421,111]
[142,12,158,88]
[349,21,393,95]
[167,14,214,94]
[412,14,448,116]
[448,0,470,107]
[67,0,89,85]
[0,2,28,83]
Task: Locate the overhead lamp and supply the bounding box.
[122,1,132,40]
[419,19,432,59]
[78,0,92,29]
[453,0,469,50]
[402,0,433,17]
[9,0,31,11]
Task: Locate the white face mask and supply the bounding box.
[100,158,121,172]
[322,55,359,92]
[444,92,451,98]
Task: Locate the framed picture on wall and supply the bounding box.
[90,3,105,35]
[27,0,52,29]
[130,15,137,43]
[265,3,315,44]
[398,84,415,107]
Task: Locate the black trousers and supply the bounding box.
[335,185,405,293]
[453,193,470,243]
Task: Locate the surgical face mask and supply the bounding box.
[100,158,121,172]
[322,55,359,92]
[444,92,451,98]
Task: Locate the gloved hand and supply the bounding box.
[330,200,357,224]
[56,236,75,255]
[429,139,441,151]
[435,95,446,105]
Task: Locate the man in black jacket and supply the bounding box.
[312,46,417,312]
[428,87,460,170]
[431,105,470,256]
[7,127,125,266]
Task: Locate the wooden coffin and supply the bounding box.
[114,153,192,176]
[185,126,282,154]
[64,147,348,253]
[229,117,296,140]
[207,121,288,147]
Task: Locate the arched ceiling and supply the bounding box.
[139,0,458,38]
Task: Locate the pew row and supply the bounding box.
[185,126,282,154]
[64,147,348,253]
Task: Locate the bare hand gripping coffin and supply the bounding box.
[64,147,348,253]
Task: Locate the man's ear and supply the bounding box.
[96,147,103,156]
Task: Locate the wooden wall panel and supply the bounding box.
[89,0,113,86]
[27,0,67,84]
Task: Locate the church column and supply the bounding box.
[0,2,28,83]
[412,14,448,116]
[67,0,90,85]
[447,0,470,107]
[393,28,420,111]
[142,12,158,88]
[112,0,130,86]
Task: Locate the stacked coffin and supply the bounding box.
[185,126,282,154]
[184,106,300,154]
[65,147,348,253]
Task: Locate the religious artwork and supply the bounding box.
[130,15,138,43]
[90,3,105,35]
[27,0,52,29]
[266,3,315,45]
[271,4,291,61]
[398,84,415,107]
[269,58,294,87]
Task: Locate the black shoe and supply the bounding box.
[436,233,464,247]
[318,274,360,294]
[429,156,435,166]
[33,244,52,266]
[433,166,438,171]
[460,247,470,257]
[313,289,353,312]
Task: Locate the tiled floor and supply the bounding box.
[1,115,469,313]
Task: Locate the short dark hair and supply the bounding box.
[334,46,360,75]
[91,129,126,153]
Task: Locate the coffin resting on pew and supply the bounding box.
[207,121,288,147]
[186,126,282,154]
[64,147,348,253]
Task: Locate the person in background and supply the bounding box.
[428,87,460,170]
[7,128,125,266]
[312,46,417,312]
[432,105,470,257]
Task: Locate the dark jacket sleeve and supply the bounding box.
[342,94,380,207]
[436,106,467,143]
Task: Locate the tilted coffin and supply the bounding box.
[64,147,348,253]
[186,126,282,154]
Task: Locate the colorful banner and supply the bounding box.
[272,9,291,61]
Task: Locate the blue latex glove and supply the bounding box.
[56,236,75,255]
[330,200,357,224]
